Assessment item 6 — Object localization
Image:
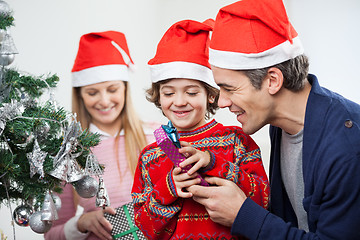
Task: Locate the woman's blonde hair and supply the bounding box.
[72,82,148,175]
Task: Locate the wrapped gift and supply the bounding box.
[104,202,146,240]
[154,121,208,186]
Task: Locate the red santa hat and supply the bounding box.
[148,19,218,88]
[71,31,134,87]
[209,0,304,70]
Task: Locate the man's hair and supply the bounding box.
[146,79,219,120]
[243,54,309,91]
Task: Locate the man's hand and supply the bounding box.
[187,176,247,227]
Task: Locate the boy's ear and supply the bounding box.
[208,95,215,103]
[266,67,284,95]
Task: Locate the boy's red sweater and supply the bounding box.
[132,120,269,240]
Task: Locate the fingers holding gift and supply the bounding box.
[172,167,201,198]
[77,209,113,240]
[178,144,211,175]
[92,219,113,240]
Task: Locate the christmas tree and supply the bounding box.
[0,0,103,236]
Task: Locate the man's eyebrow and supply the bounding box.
[217,83,233,88]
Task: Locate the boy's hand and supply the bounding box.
[178,141,211,175]
[172,167,201,198]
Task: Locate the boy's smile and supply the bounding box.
[159,78,212,132]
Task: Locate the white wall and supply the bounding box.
[285,0,360,102]
[1,0,359,239]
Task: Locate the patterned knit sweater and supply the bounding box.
[131,120,270,240]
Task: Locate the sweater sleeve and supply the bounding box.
[203,130,270,209]
[131,146,182,240]
[63,215,90,240]
[44,184,80,240]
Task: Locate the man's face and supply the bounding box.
[212,66,273,135]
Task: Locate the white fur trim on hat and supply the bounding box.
[72,64,129,87]
[209,37,304,70]
[149,61,218,88]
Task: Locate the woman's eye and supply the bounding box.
[108,88,118,93]
[87,92,97,96]
[187,92,198,96]
[163,92,174,96]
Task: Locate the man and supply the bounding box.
[187,0,360,239]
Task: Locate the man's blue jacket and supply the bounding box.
[232,74,360,239]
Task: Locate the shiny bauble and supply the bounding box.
[13,205,33,227]
[0,53,15,66]
[52,194,62,211]
[73,175,99,198]
[29,211,52,234]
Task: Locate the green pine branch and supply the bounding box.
[0,12,14,30]
[75,129,102,168]
[1,68,59,104]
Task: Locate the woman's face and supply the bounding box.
[80,80,126,132]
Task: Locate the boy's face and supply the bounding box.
[212,66,273,135]
[159,78,212,131]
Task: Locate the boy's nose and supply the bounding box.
[174,94,187,106]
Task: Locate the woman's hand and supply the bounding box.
[178,141,211,175]
[77,207,116,240]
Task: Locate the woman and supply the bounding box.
[45,31,157,240]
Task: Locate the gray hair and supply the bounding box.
[243,54,309,92]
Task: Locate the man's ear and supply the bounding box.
[266,67,284,95]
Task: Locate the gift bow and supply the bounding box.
[162,121,181,148]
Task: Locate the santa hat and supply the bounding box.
[71,31,134,87]
[148,19,218,88]
[209,0,304,70]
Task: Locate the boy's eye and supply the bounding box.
[187,92,198,96]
